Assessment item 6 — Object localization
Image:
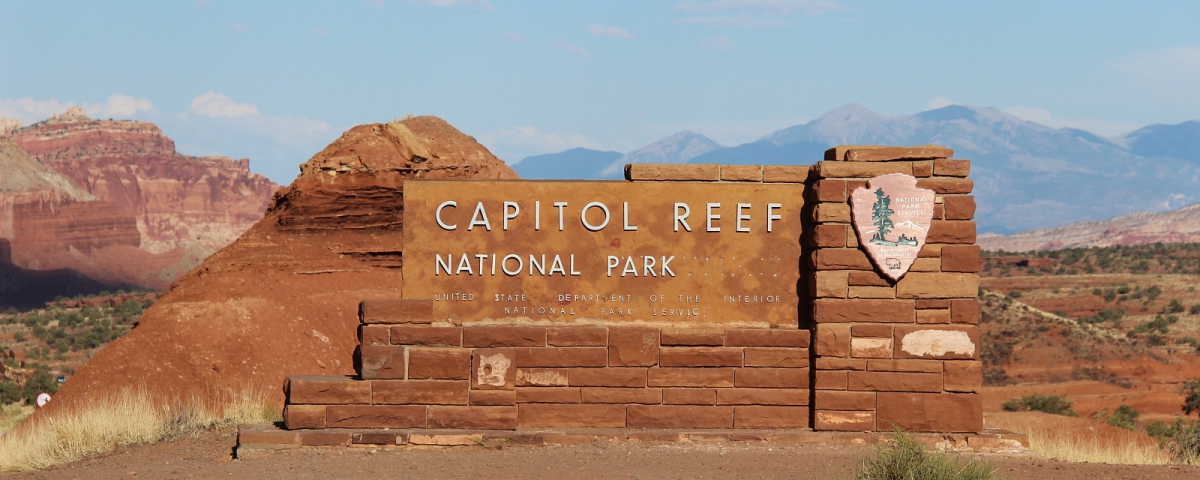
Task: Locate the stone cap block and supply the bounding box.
[625,163,720,181]
[720,165,762,182]
[824,145,954,162]
[361,299,434,324]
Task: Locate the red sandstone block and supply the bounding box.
[360,299,433,324]
[647,368,734,387]
[734,368,809,388]
[582,388,663,404]
[814,410,875,431]
[762,165,809,183]
[407,348,470,380]
[927,221,976,244]
[627,163,719,181]
[663,388,716,405]
[516,368,569,387]
[814,370,848,390]
[627,405,733,429]
[847,371,941,392]
[427,406,518,430]
[916,178,973,194]
[814,161,913,179]
[877,393,982,433]
[352,432,402,445]
[288,376,371,405]
[470,390,516,406]
[812,224,849,248]
[892,325,980,359]
[515,387,580,403]
[389,326,461,346]
[326,405,427,428]
[717,388,809,406]
[842,146,953,161]
[744,347,809,368]
[734,406,810,429]
[360,325,389,346]
[814,299,915,323]
[299,431,353,446]
[569,368,647,387]
[918,244,941,258]
[659,347,743,367]
[951,299,980,324]
[847,271,891,287]
[721,165,762,182]
[660,329,725,346]
[867,359,943,373]
[933,203,945,220]
[608,327,660,367]
[916,309,951,324]
[813,203,851,223]
[915,299,950,309]
[472,348,517,390]
[518,404,626,428]
[814,249,872,270]
[944,196,976,220]
[726,329,810,347]
[359,345,405,380]
[813,180,847,202]
[812,270,849,298]
[851,325,893,338]
[238,427,299,445]
[547,327,607,346]
[515,347,608,367]
[815,390,876,411]
[933,159,970,177]
[944,361,983,393]
[941,245,980,273]
[815,324,851,357]
[895,273,979,299]
[284,405,326,429]
[912,160,932,177]
[815,358,867,370]
[464,326,546,347]
[372,380,469,405]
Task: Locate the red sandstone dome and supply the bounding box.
[32,116,517,419]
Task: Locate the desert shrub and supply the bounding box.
[1130,315,1178,337]
[0,382,20,405]
[1092,288,1102,296]
[855,429,995,480]
[1097,405,1139,431]
[1166,299,1186,314]
[1192,305,1200,315]
[1104,290,1117,302]
[1177,336,1199,347]
[20,369,58,405]
[1146,285,1163,301]
[1007,291,1022,299]
[1001,394,1077,416]
[1145,418,1200,465]
[11,332,23,343]
[1185,379,1200,416]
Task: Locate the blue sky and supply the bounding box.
[2,0,1198,183]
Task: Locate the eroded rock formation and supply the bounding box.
[31,117,517,420]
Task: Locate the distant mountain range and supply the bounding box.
[510,104,1200,234]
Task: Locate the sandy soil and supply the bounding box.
[5,429,1200,480]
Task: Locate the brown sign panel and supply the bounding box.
[402,180,803,328]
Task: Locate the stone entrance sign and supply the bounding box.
[403,180,803,328]
[849,173,936,280]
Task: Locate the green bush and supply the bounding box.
[855,429,995,480]
[1006,291,1022,299]
[1145,418,1200,464]
[0,381,20,405]
[1099,404,1139,431]
[1001,394,1077,416]
[20,368,59,405]
[1185,379,1200,416]
[1191,305,1200,315]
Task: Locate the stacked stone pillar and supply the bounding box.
[807,146,983,433]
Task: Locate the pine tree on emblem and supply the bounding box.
[870,188,894,244]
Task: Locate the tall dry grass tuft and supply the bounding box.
[0,385,279,471]
[990,413,1171,465]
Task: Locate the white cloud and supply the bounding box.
[504,31,530,43]
[925,97,955,111]
[188,92,260,118]
[82,94,155,117]
[676,0,845,15]
[1109,45,1200,113]
[553,39,590,58]
[678,15,786,27]
[588,24,635,39]
[1002,105,1142,137]
[701,36,734,50]
[399,0,495,11]
[477,126,605,163]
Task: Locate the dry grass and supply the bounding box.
[990,413,1171,465]
[0,386,279,471]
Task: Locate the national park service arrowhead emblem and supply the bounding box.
[850,173,936,281]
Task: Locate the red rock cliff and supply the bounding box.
[5,108,279,286]
[30,117,516,420]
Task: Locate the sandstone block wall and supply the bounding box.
[807,148,982,433]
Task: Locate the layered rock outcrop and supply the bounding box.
[32,117,517,420]
[979,202,1200,252]
[6,109,278,272]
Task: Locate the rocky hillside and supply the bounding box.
[979,202,1200,252]
[29,117,517,421]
